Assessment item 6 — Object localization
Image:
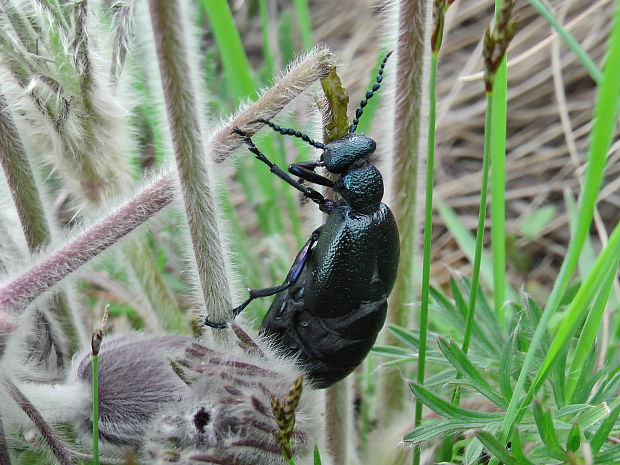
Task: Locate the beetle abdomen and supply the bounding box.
[260,267,388,388]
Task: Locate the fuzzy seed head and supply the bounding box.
[145,335,318,465]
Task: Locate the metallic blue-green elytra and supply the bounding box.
[261,133,400,389]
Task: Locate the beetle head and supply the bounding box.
[322,134,376,174]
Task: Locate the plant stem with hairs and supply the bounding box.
[0,46,335,331]
[148,0,233,336]
[0,417,10,465]
[379,0,432,422]
[0,176,175,316]
[4,378,72,465]
[0,91,82,356]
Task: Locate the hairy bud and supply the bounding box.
[144,332,318,465]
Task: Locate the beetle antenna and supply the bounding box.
[349,50,393,134]
[252,119,326,150]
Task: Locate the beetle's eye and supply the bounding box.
[193,407,210,433]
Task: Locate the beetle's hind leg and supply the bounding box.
[204,227,322,328]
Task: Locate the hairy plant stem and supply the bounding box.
[0,176,175,315]
[0,417,10,465]
[381,0,432,423]
[4,378,72,465]
[0,47,334,329]
[0,91,81,356]
[148,0,232,338]
[123,241,189,334]
[320,68,351,465]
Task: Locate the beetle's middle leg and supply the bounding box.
[230,226,322,317]
[205,227,322,328]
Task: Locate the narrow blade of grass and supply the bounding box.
[200,0,254,101]
[490,54,508,325]
[501,1,620,440]
[475,431,517,465]
[292,0,313,50]
[526,0,602,83]
[436,199,515,301]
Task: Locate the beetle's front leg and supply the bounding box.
[233,128,332,209]
[204,227,323,328]
[289,161,335,188]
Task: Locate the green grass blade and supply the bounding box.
[313,445,322,465]
[292,0,313,50]
[462,91,493,354]
[413,51,438,455]
[490,55,508,325]
[594,445,620,464]
[566,271,616,401]
[437,338,507,409]
[405,419,503,444]
[436,199,516,301]
[201,0,254,101]
[387,325,420,350]
[475,431,517,465]
[526,0,602,83]
[501,1,620,440]
[533,221,620,394]
[410,383,503,421]
[257,0,275,79]
[591,404,620,454]
[532,402,566,461]
[499,332,516,400]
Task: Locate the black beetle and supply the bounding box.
[205,52,399,388]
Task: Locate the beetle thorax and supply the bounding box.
[336,164,384,213]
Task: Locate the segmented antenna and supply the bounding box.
[349,51,393,134]
[253,119,326,150]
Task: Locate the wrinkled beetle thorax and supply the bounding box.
[336,164,384,213]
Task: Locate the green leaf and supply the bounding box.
[511,427,535,465]
[430,285,456,313]
[371,346,413,358]
[499,331,516,400]
[409,383,503,422]
[502,0,620,439]
[533,402,566,461]
[591,404,620,454]
[567,272,616,402]
[450,276,468,318]
[313,445,322,465]
[475,431,516,465]
[405,419,502,444]
[200,0,254,102]
[464,435,485,465]
[436,338,507,409]
[591,370,620,404]
[519,205,557,239]
[594,444,620,464]
[566,423,581,453]
[387,325,419,350]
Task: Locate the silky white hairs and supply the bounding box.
[3,328,319,464]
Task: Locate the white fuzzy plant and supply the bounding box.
[0,0,336,464]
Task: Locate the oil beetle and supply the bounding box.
[205,53,399,388]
